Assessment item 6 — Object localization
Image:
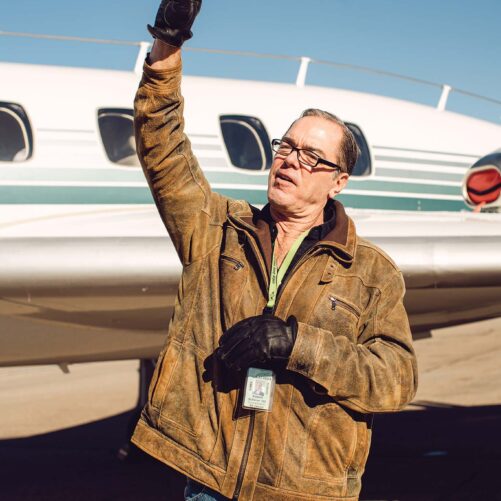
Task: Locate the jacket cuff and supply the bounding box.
[286,321,323,378]
[141,56,183,93]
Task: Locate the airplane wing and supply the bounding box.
[377,235,501,337]
[357,209,501,337]
[1,208,500,366]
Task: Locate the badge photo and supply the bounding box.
[242,368,276,412]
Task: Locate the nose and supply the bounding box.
[283,148,301,169]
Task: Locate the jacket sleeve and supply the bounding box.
[134,59,226,265]
[286,271,418,413]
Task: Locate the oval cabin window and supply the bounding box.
[0,102,33,162]
[220,115,272,171]
[345,123,372,177]
[98,108,140,167]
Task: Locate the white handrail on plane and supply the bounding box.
[1,30,501,113]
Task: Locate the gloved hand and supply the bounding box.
[148,0,202,48]
[217,315,298,371]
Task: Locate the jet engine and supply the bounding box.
[462,150,501,212]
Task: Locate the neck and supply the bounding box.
[270,204,324,239]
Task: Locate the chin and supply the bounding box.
[268,188,297,213]
[268,187,286,206]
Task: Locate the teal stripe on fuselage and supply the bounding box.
[0,185,469,212]
[336,193,467,211]
[0,185,268,206]
[205,173,462,195]
[0,186,155,204]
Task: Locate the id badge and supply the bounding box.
[242,368,276,412]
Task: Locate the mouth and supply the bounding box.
[275,171,296,185]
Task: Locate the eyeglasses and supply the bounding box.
[271,139,343,172]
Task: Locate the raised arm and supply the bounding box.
[136,0,226,265]
[149,39,181,71]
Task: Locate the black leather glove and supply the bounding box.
[217,315,298,371]
[148,0,202,48]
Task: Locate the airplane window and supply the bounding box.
[0,102,32,162]
[346,123,371,177]
[220,115,272,171]
[98,108,140,167]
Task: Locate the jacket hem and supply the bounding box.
[253,483,358,500]
[131,418,229,496]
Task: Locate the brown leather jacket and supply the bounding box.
[131,61,418,501]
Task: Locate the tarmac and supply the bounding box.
[1,318,501,500]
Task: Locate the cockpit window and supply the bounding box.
[346,123,372,176]
[98,108,140,167]
[220,115,272,171]
[0,102,33,162]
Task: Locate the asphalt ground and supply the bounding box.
[1,318,501,501]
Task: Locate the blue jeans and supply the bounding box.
[184,478,232,500]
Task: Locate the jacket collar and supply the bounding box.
[229,199,356,269]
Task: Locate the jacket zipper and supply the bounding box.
[232,233,327,498]
[329,296,361,318]
[233,248,317,497]
[233,246,317,497]
[233,412,255,499]
[247,239,270,290]
[231,229,266,499]
[227,218,269,291]
[221,255,245,270]
[270,247,319,315]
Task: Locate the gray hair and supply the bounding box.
[288,108,359,175]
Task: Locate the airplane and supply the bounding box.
[1,34,501,392]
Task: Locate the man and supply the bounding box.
[131,1,418,500]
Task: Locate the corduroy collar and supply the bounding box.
[230,199,357,270]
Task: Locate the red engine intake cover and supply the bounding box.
[466,168,501,205]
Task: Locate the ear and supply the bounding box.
[328,172,349,198]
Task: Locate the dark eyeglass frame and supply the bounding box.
[271,138,343,172]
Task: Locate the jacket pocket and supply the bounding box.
[220,254,245,271]
[309,292,361,343]
[219,253,249,329]
[157,343,219,461]
[303,404,358,482]
[149,340,181,410]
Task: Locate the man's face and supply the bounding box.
[267,116,349,216]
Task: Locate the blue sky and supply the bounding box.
[1,0,500,122]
